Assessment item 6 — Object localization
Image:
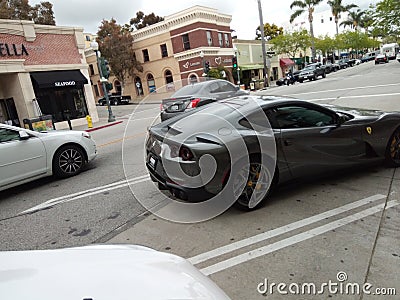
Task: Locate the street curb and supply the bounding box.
[85,120,123,132]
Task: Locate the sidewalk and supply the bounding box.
[66,118,123,132]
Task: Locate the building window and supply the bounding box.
[85,35,91,41]
[93,85,99,97]
[224,33,230,47]
[165,70,173,84]
[182,34,190,50]
[147,73,156,93]
[89,64,95,76]
[160,44,168,58]
[206,31,213,46]
[142,49,149,62]
[321,19,324,23]
[133,52,137,61]
[218,32,223,47]
[330,17,333,21]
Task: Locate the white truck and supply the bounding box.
[381,43,399,60]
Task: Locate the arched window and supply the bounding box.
[147,73,156,93]
[165,70,173,84]
[189,74,198,84]
[114,80,122,94]
[135,77,143,96]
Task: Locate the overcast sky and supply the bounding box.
[30,0,378,39]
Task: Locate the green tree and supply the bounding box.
[97,19,143,94]
[0,0,55,25]
[327,0,358,36]
[371,0,400,42]
[314,35,336,57]
[289,0,323,60]
[31,1,55,25]
[269,29,311,58]
[340,9,365,31]
[255,23,284,40]
[130,11,164,30]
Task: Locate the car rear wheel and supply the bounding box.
[385,127,400,167]
[53,145,85,178]
[232,160,275,211]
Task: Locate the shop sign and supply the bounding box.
[0,43,29,57]
[55,81,76,87]
[182,61,201,69]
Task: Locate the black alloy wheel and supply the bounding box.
[53,145,85,178]
[232,162,273,211]
[386,128,400,167]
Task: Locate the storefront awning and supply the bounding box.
[279,58,295,67]
[30,70,88,89]
[238,64,265,71]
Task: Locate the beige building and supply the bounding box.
[0,19,98,129]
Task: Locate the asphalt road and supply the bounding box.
[1,59,399,299]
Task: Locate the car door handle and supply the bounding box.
[284,139,293,146]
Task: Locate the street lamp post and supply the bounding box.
[200,50,207,78]
[90,41,115,123]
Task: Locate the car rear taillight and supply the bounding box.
[187,98,201,109]
[179,146,194,161]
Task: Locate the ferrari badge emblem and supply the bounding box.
[366,127,372,135]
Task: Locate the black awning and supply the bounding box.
[30,70,88,89]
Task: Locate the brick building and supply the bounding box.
[0,19,98,129]
[128,6,236,99]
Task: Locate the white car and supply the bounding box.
[0,244,231,300]
[0,123,97,191]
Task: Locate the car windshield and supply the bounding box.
[302,66,313,71]
[172,84,204,97]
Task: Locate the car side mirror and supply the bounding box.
[337,115,347,126]
[19,131,30,140]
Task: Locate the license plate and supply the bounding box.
[149,156,157,168]
[170,104,179,111]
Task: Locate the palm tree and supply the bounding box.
[340,9,365,31]
[289,0,323,61]
[327,0,358,36]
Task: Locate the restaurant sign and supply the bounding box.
[0,43,29,57]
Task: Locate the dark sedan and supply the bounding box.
[146,95,400,211]
[160,79,248,121]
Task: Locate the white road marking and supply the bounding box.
[188,194,385,265]
[19,175,150,215]
[288,83,400,97]
[200,200,399,276]
[308,92,400,102]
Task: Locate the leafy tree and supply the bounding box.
[314,35,336,57]
[207,65,228,79]
[130,11,164,30]
[340,9,365,31]
[289,0,323,59]
[96,19,142,94]
[31,1,55,25]
[336,31,379,56]
[327,0,358,36]
[371,0,400,42]
[255,23,284,40]
[0,0,55,25]
[269,29,311,58]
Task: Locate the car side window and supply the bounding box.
[271,106,335,129]
[0,128,20,143]
[207,82,221,93]
[218,81,236,93]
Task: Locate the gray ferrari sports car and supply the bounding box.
[146,95,400,211]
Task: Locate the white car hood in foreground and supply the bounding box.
[0,244,230,300]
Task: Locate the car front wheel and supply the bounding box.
[385,127,400,167]
[53,145,85,178]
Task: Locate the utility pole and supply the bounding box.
[258,0,268,88]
